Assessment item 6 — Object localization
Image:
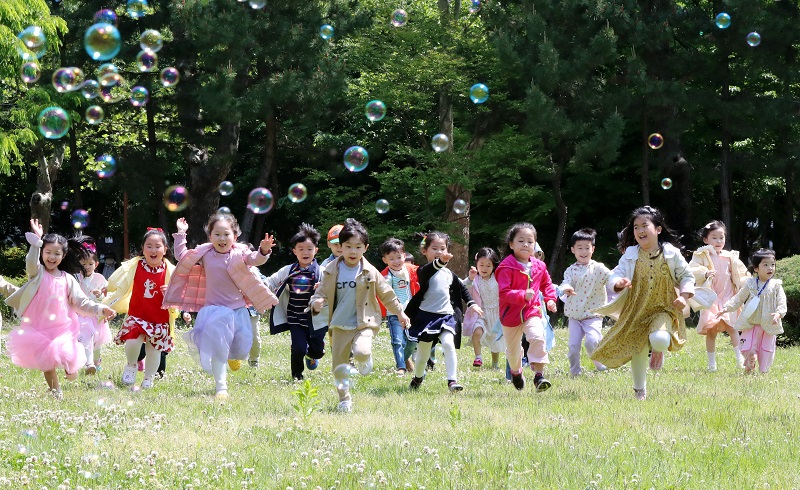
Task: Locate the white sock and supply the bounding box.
[211,359,227,392]
[124,339,143,367]
[707,351,717,370]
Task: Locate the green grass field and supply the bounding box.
[0,321,798,489]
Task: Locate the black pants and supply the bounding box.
[289,325,326,379]
[138,345,168,378]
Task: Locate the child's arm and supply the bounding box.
[721,284,751,313]
[24,218,45,279]
[375,274,410,326]
[773,284,788,324]
[688,251,712,286]
[0,275,18,298]
[309,273,329,314]
[264,266,289,292]
[456,272,483,317]
[243,233,276,266]
[174,218,190,260]
[672,250,695,296]
[496,267,527,306]
[559,266,576,296]
[537,264,558,312]
[67,277,116,320]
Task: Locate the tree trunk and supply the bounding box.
[31,143,66,232]
[146,97,168,232]
[782,162,800,252]
[548,142,568,282]
[240,111,278,245]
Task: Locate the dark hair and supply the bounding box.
[748,248,776,274]
[338,218,369,245]
[404,252,415,264]
[474,247,500,271]
[290,223,320,247]
[617,206,681,255]
[421,231,450,251]
[71,235,99,276]
[700,220,727,240]
[40,233,88,274]
[142,228,169,250]
[570,228,597,247]
[205,212,241,238]
[379,238,405,257]
[503,222,536,257]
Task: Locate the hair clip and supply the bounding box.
[147,227,163,232]
[83,243,96,253]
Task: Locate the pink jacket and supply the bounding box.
[162,243,278,313]
[495,254,556,327]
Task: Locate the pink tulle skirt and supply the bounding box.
[7,273,86,373]
[77,315,113,350]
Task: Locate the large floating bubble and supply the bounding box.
[127,0,150,19]
[71,209,90,229]
[163,185,189,211]
[647,133,664,150]
[365,100,386,122]
[140,29,163,52]
[391,9,408,27]
[291,275,313,294]
[38,106,70,139]
[96,155,116,178]
[469,83,489,104]
[20,62,40,83]
[453,199,467,214]
[249,0,266,8]
[160,67,180,87]
[746,32,761,47]
[17,26,46,60]
[130,86,149,107]
[660,178,673,190]
[375,199,390,214]
[343,146,369,172]
[218,181,234,196]
[81,80,101,99]
[469,0,481,14]
[94,9,118,25]
[136,50,157,72]
[319,24,334,40]
[431,134,450,152]
[333,364,358,391]
[288,183,308,203]
[85,105,104,125]
[52,67,84,93]
[714,13,731,29]
[84,23,121,61]
[247,188,274,214]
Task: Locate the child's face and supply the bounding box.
[422,238,447,263]
[209,221,237,254]
[382,250,405,271]
[633,216,661,252]
[475,257,494,279]
[756,256,776,282]
[143,235,167,267]
[509,228,537,261]
[41,243,64,273]
[571,240,594,265]
[703,229,726,252]
[328,240,343,258]
[292,239,318,268]
[80,257,97,276]
[341,237,368,267]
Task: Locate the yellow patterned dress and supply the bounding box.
[591,249,686,368]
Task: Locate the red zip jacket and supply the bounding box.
[495,254,556,327]
[379,263,420,317]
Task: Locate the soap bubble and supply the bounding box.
[99,380,115,390]
[52,67,84,93]
[453,199,467,214]
[249,0,266,8]
[714,13,731,29]
[60,201,69,211]
[17,26,46,60]
[469,83,489,104]
[130,86,149,107]
[291,275,313,294]
[38,106,71,139]
[17,445,28,455]
[160,67,180,87]
[100,79,130,103]
[100,72,122,87]
[660,178,673,190]
[96,155,116,178]
[81,80,101,99]
[136,50,158,72]
[20,429,37,438]
[127,0,150,19]
[747,32,761,47]
[96,63,118,78]
[288,183,308,203]
[84,23,121,61]
[93,9,118,25]
[85,105,104,125]
[96,398,106,407]
[139,29,163,52]
[365,100,387,122]
[163,185,189,212]
[71,209,90,229]
[343,146,369,172]
[218,206,231,214]
[20,62,40,83]
[469,0,481,13]
[431,133,450,152]
[391,9,408,27]
[319,24,334,40]
[333,364,358,391]
[247,188,274,214]
[647,133,664,149]
[218,181,234,196]
[375,199,390,214]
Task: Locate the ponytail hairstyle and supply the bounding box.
[44,233,92,275]
[71,235,99,276]
[617,206,681,255]
[420,231,451,252]
[141,227,170,252]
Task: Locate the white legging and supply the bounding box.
[124,337,160,381]
[414,330,458,381]
[631,331,671,390]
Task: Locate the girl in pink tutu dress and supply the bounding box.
[73,237,113,375]
[106,228,178,389]
[689,221,748,372]
[5,220,115,399]
[163,214,278,399]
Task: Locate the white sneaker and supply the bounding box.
[121,365,137,385]
[358,356,373,375]
[337,400,352,413]
[141,377,153,389]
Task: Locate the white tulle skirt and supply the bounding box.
[183,305,252,374]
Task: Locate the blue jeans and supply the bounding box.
[387,315,416,369]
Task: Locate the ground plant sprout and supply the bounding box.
[344,146,369,172]
[248,188,274,214]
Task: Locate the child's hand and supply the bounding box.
[310,297,324,313]
[440,251,453,263]
[259,233,276,255]
[561,285,576,296]
[160,285,168,294]
[182,311,192,323]
[469,304,484,317]
[524,288,535,301]
[705,270,716,280]
[672,296,688,310]
[176,218,188,233]
[468,266,477,281]
[100,286,108,296]
[101,307,116,320]
[546,300,557,312]
[613,278,632,292]
[30,219,43,238]
[399,312,411,328]
[772,312,782,325]
[91,288,103,298]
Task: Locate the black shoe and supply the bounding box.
[293,373,304,381]
[511,372,525,391]
[409,376,424,390]
[534,373,551,392]
[426,359,435,371]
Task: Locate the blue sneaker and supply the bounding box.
[305,356,318,370]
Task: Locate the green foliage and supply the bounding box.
[291,378,320,421]
[0,246,26,277]
[778,254,800,346]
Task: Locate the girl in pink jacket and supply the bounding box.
[496,223,557,392]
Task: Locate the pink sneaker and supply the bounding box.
[649,351,663,371]
[137,360,145,372]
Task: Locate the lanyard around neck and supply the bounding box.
[755,278,770,297]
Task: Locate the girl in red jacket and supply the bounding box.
[496,223,557,392]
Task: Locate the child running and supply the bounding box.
[106,228,179,389]
[310,218,409,412]
[463,247,503,369]
[496,223,557,392]
[591,206,696,400]
[267,223,327,380]
[558,228,611,376]
[689,221,748,371]
[405,231,483,393]
[163,214,278,399]
[379,237,420,374]
[718,249,787,374]
[5,219,115,399]
[73,236,113,375]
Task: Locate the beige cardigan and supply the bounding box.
[689,246,748,290]
[723,277,787,334]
